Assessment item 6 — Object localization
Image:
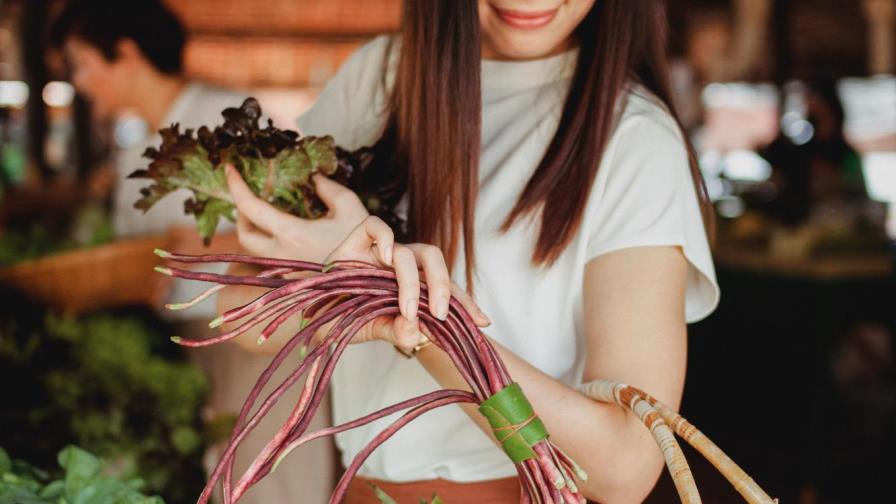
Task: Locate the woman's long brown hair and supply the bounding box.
[378,0,714,287]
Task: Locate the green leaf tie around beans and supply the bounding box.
[478,383,548,463]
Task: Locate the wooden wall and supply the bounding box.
[164,0,401,88]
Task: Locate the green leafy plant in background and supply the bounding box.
[0,203,113,266]
[0,445,164,504]
[0,225,73,266]
[0,296,212,502]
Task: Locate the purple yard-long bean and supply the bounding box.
[155,249,585,504]
[155,249,774,504]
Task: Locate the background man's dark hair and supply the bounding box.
[50,0,187,74]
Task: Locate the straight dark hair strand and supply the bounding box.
[379,0,714,283]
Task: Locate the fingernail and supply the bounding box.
[383,243,393,265]
[435,295,449,321]
[479,309,492,326]
[405,298,418,321]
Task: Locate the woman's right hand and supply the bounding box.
[225,165,369,262]
[314,216,491,352]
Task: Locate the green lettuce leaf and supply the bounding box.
[129,97,405,244]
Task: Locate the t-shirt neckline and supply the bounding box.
[481,48,579,91]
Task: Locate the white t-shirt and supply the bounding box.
[114,82,248,319]
[297,36,720,483]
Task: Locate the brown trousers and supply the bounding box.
[345,476,520,504]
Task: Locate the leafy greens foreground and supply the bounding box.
[0,445,164,504]
[129,97,404,244]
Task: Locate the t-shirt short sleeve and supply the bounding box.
[585,99,720,323]
[296,35,394,150]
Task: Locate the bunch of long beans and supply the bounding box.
[154,249,586,504]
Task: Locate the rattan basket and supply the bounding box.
[0,234,174,315]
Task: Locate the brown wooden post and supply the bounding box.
[21,0,50,178]
[863,0,896,74]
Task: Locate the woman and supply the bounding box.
[219,1,720,502]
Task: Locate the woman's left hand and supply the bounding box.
[226,165,369,262]
[321,216,491,351]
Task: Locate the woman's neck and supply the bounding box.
[480,37,575,62]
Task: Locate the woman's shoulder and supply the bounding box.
[614,84,685,144]
[334,34,400,90]
[296,34,398,146]
[356,33,396,56]
[598,84,689,180]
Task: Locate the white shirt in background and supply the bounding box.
[113,81,248,319]
[298,36,721,483]
[113,81,247,236]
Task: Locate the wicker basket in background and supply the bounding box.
[0,234,174,315]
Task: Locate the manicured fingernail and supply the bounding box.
[435,295,449,321]
[383,244,393,265]
[405,298,418,321]
[479,309,492,326]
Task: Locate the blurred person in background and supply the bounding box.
[760,80,867,227]
[49,0,239,241]
[802,82,866,204]
[49,1,334,502]
[670,2,773,133]
[669,8,733,129]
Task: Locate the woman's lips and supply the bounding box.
[491,6,558,29]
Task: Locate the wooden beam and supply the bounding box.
[863,0,896,74]
[21,0,50,178]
